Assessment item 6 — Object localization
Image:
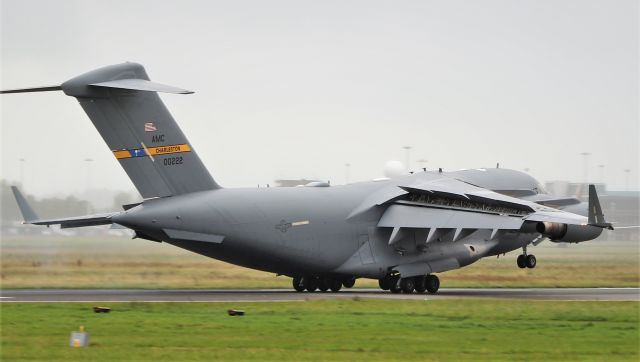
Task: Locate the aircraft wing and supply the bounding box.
[366,177,612,245]
[373,177,535,244]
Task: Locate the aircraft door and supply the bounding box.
[358,232,376,265]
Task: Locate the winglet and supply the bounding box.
[10,186,39,223]
[588,184,614,230]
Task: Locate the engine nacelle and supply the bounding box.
[536,222,603,243]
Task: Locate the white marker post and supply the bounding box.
[70,326,89,348]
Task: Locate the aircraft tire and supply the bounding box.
[378,277,392,290]
[304,277,318,292]
[400,278,415,294]
[425,275,440,294]
[525,254,537,269]
[516,254,526,268]
[342,277,356,288]
[318,278,330,292]
[329,279,342,292]
[292,277,305,292]
[389,277,402,294]
[414,276,427,293]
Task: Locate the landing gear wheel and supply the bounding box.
[400,278,415,294]
[303,277,318,292]
[414,276,427,293]
[378,277,392,291]
[425,274,440,294]
[389,276,402,294]
[329,279,342,292]
[517,254,526,269]
[342,277,356,288]
[525,254,537,269]
[317,278,330,292]
[292,277,305,292]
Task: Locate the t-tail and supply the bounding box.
[2,62,220,198]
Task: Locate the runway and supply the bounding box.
[1,288,638,302]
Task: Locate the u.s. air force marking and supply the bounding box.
[275,220,310,233]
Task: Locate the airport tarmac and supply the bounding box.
[1,288,638,302]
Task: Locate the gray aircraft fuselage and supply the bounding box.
[113,168,569,279]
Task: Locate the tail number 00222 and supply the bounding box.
[163,156,183,166]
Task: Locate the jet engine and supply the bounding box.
[536,222,602,243]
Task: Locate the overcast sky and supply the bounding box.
[1,0,638,198]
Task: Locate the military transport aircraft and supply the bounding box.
[3,63,614,294]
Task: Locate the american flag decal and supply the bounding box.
[144,122,157,132]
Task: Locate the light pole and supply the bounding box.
[84,158,93,190]
[580,152,590,183]
[598,164,605,185]
[345,163,351,184]
[402,146,412,172]
[84,158,93,214]
[19,158,25,188]
[624,169,631,191]
[417,159,428,171]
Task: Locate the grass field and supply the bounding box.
[1,299,638,361]
[1,236,638,289]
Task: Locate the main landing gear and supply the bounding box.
[292,276,354,292]
[378,274,440,294]
[516,246,537,269]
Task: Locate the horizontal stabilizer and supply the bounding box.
[11,186,38,222]
[11,186,117,228]
[0,85,62,94]
[90,79,193,94]
[29,213,117,229]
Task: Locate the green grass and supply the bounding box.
[1,300,639,361]
[1,236,638,288]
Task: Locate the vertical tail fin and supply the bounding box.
[588,184,613,230]
[60,63,219,198]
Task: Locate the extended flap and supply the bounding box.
[378,204,524,230]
